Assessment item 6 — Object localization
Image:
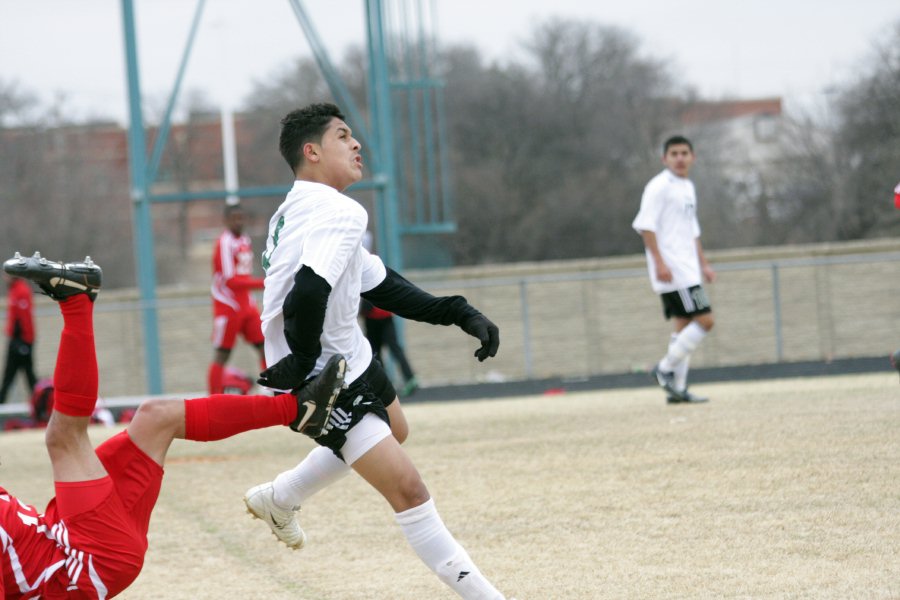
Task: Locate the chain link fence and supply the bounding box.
[9,242,900,399]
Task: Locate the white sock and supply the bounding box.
[395,499,504,600]
[659,321,706,372]
[272,446,351,509]
[669,334,690,391]
[674,354,691,392]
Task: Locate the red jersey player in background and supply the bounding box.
[0,272,37,404]
[0,251,343,598]
[209,203,266,394]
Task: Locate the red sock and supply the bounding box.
[207,362,224,394]
[53,295,98,417]
[183,393,298,441]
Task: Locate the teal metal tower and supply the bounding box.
[119,0,453,393]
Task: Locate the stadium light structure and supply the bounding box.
[120,0,454,394]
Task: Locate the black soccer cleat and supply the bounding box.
[667,389,709,404]
[290,354,346,438]
[666,393,683,404]
[3,252,102,302]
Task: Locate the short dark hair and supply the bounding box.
[223,203,243,217]
[663,135,693,154]
[279,103,346,172]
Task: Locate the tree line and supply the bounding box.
[1,18,899,286]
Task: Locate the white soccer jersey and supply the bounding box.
[632,169,702,294]
[260,180,387,387]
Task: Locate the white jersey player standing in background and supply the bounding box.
[243,103,513,600]
[633,135,716,404]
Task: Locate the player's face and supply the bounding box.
[226,210,245,235]
[662,143,694,178]
[312,118,363,191]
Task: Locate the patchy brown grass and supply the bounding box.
[1,372,898,599]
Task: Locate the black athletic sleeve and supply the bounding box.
[361,267,479,326]
[283,265,332,363]
[256,266,331,390]
[257,265,333,390]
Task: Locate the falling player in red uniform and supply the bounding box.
[209,203,266,394]
[0,251,344,598]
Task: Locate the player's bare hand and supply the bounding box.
[655,262,673,283]
[703,265,717,283]
[461,313,499,361]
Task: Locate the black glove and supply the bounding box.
[460,313,499,361]
[257,353,314,391]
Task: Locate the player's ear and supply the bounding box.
[302,142,320,163]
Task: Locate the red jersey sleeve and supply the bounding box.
[225,274,264,291]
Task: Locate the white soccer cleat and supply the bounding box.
[243,482,306,550]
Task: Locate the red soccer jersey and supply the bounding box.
[5,279,34,344]
[0,489,106,598]
[211,229,263,311]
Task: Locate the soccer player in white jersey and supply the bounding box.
[244,103,511,600]
[632,135,716,404]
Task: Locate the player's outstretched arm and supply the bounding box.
[225,273,265,291]
[361,268,499,361]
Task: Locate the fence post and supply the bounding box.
[519,280,534,378]
[771,263,784,362]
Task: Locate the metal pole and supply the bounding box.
[771,263,784,362]
[121,0,163,393]
[221,106,239,205]
[366,0,403,271]
[520,280,534,378]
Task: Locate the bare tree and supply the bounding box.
[757,19,900,245]
[444,20,681,264]
[832,20,900,239]
[0,83,134,284]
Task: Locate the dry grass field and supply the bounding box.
[1,372,898,599]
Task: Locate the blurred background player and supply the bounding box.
[209,203,266,394]
[0,251,342,597]
[360,231,418,396]
[633,135,716,404]
[0,272,37,404]
[360,299,418,396]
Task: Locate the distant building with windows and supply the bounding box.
[677,97,787,239]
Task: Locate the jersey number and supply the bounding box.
[261,215,285,272]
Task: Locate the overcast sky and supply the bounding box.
[1,0,897,124]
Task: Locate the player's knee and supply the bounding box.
[44,421,83,457]
[698,313,715,331]
[396,471,429,508]
[133,398,182,432]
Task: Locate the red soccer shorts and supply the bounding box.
[49,431,164,597]
[212,302,264,350]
